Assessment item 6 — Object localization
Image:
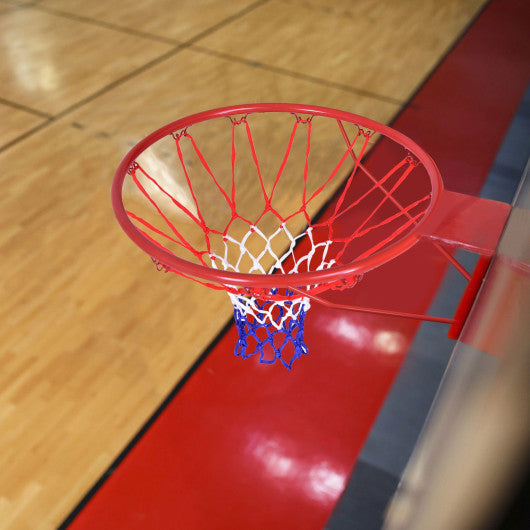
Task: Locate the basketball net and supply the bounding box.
[116,105,440,369]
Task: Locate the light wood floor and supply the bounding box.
[0,1,486,528]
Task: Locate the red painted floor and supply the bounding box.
[67,1,530,528]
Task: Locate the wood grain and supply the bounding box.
[0,0,487,527]
[0,104,47,148]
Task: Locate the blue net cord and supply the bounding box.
[231,293,309,370]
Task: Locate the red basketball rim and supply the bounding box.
[111,103,443,289]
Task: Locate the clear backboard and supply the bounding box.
[383,160,530,530]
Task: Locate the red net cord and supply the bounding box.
[125,112,440,297]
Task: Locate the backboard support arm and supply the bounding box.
[292,191,511,339]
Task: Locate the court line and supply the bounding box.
[32,4,185,45]
[33,0,271,46]
[57,317,236,530]
[0,0,404,156]
[0,1,272,153]
[0,95,52,118]
[190,45,405,106]
[0,46,184,154]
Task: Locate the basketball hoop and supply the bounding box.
[112,104,510,369]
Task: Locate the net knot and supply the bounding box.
[172,128,188,140]
[332,274,362,290]
[357,126,374,138]
[250,287,268,298]
[406,152,420,166]
[151,257,170,273]
[127,161,139,175]
[291,113,313,124]
[229,114,248,125]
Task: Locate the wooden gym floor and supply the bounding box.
[0,1,489,528]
